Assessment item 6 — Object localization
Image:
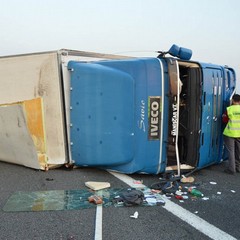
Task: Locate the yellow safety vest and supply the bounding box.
[223,105,240,137]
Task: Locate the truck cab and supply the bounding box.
[67,45,236,174]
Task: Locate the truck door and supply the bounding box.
[212,71,223,161]
[199,67,223,168]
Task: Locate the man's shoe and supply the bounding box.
[224,169,235,175]
[236,169,240,173]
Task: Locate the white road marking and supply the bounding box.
[109,171,237,240]
[94,204,102,240]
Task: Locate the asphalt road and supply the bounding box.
[0,161,239,240]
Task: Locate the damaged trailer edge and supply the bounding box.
[0,50,129,170]
[0,45,236,174]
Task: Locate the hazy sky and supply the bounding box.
[1,0,240,89]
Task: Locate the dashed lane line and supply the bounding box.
[94,204,102,240]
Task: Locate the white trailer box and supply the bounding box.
[0,50,126,169]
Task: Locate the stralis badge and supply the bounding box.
[148,97,161,140]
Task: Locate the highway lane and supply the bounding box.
[0,161,239,240]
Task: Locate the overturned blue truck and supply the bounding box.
[0,45,236,174]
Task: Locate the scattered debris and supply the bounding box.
[45,178,54,181]
[180,176,194,183]
[88,195,103,205]
[188,186,196,189]
[113,188,144,207]
[64,163,75,170]
[130,211,139,219]
[175,190,183,196]
[151,189,161,194]
[164,193,173,199]
[133,180,143,184]
[150,172,211,204]
[162,181,179,194]
[156,199,166,206]
[175,195,183,200]
[85,181,110,191]
[145,197,157,205]
[188,187,204,197]
[209,181,217,185]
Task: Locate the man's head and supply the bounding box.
[232,94,240,104]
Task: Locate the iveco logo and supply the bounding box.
[148,97,161,140]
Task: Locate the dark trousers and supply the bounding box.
[224,135,240,173]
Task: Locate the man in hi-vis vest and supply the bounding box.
[223,94,240,174]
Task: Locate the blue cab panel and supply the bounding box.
[68,55,236,175]
[198,64,236,169]
[68,58,167,174]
